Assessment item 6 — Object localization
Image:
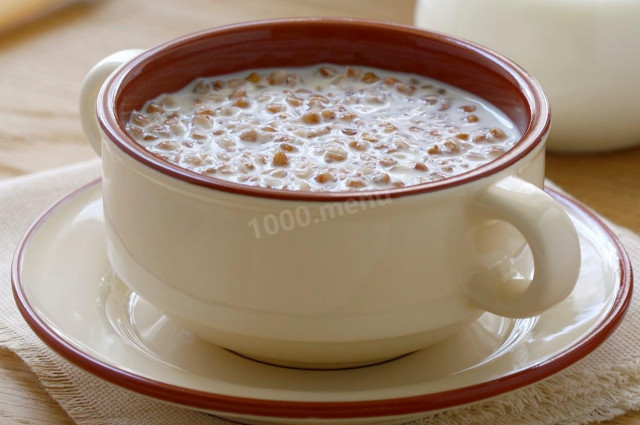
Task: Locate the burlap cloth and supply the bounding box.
[1,159,639,425]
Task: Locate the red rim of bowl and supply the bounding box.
[97,18,550,202]
[11,179,632,420]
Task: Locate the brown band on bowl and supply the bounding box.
[98,18,549,201]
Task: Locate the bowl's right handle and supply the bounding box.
[470,176,581,318]
[79,49,144,157]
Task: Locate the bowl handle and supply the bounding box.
[470,176,581,318]
[79,49,143,157]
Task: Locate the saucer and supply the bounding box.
[12,180,632,425]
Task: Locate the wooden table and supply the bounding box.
[0,0,638,423]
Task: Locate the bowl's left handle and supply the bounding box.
[79,50,144,157]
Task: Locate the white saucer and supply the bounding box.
[12,181,632,425]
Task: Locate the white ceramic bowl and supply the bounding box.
[80,19,580,368]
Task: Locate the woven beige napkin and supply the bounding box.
[1,159,639,425]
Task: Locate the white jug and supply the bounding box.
[415,0,640,152]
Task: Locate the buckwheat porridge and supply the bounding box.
[125,64,520,191]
